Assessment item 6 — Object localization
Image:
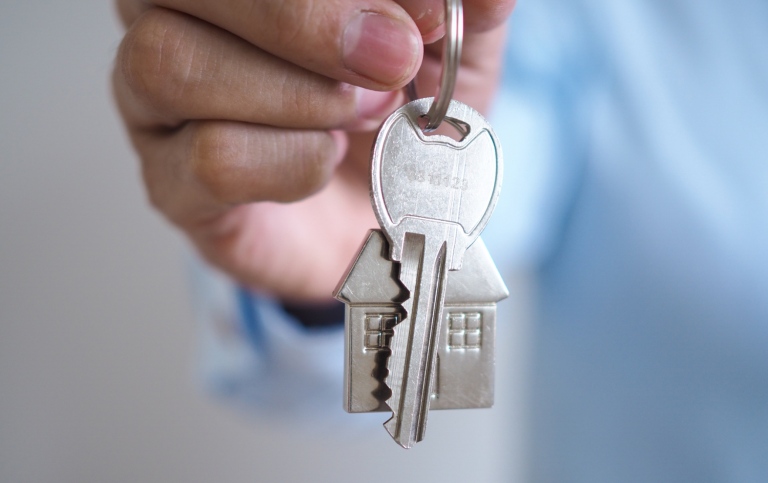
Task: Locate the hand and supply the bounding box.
[113,0,514,302]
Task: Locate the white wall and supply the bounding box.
[0,2,529,482]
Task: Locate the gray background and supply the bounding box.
[0,2,529,482]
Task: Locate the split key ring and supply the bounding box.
[406,0,464,132]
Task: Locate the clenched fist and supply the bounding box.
[113,0,514,302]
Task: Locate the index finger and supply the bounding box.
[394,0,516,41]
[117,0,424,90]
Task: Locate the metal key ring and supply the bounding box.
[406,0,463,131]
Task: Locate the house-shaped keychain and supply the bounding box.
[334,230,508,413]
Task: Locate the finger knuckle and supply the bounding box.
[262,0,319,46]
[117,9,195,113]
[143,176,170,215]
[190,123,250,206]
[279,74,356,126]
[271,131,335,202]
[190,124,337,205]
[137,153,173,215]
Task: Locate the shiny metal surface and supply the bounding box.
[369,100,503,448]
[384,232,447,448]
[371,98,503,272]
[334,230,508,414]
[423,0,463,131]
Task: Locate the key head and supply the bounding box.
[370,98,503,270]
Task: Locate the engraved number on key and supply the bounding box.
[370,98,503,448]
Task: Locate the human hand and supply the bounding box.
[113,0,514,302]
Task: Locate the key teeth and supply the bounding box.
[383,271,410,406]
[383,275,413,448]
[383,308,405,410]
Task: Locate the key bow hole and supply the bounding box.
[418,115,470,142]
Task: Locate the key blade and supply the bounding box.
[384,233,448,448]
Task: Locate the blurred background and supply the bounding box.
[0,2,529,482]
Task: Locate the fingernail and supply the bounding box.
[343,12,420,85]
[356,87,399,120]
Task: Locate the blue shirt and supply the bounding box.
[492,0,768,481]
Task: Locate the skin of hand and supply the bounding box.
[113,0,515,302]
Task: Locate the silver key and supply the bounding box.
[334,230,508,414]
[370,98,503,448]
